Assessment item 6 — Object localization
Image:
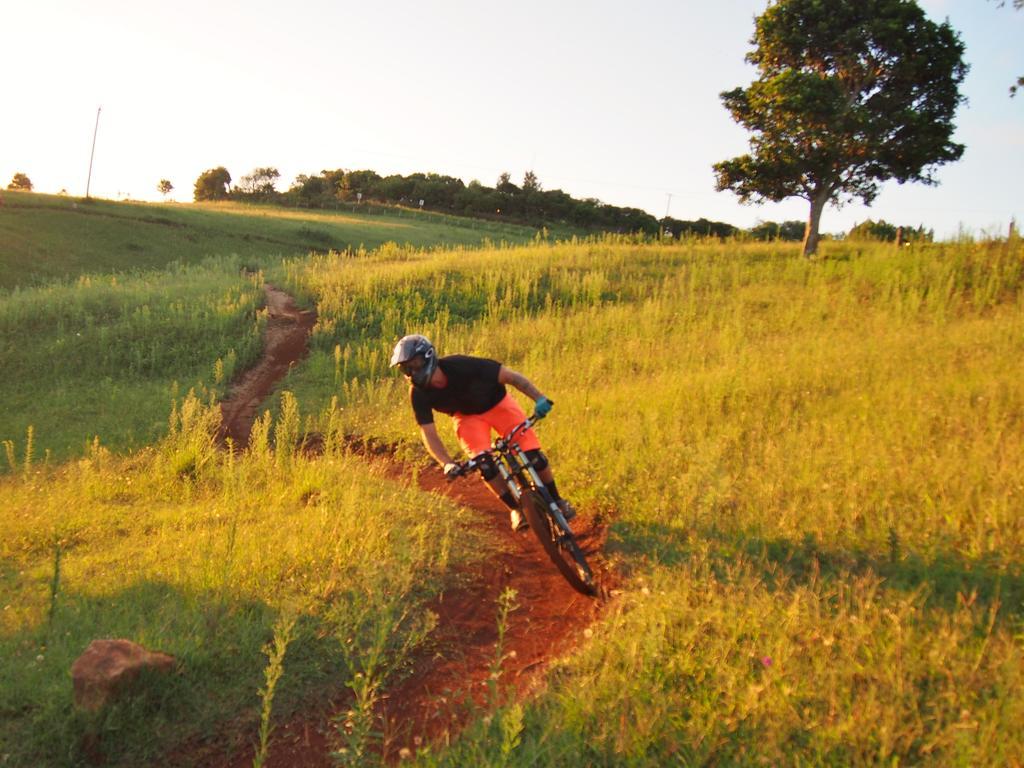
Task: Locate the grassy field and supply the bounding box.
[0,256,270,462]
[0,191,546,290]
[280,235,1024,765]
[1,398,471,766]
[2,232,1023,765]
[0,193,547,463]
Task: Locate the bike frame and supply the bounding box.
[457,415,574,536]
[453,413,596,595]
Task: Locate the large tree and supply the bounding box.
[713,0,967,257]
[193,167,232,201]
[496,172,518,195]
[237,166,280,196]
[7,173,33,191]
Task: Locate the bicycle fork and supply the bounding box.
[493,458,524,505]
[509,445,573,537]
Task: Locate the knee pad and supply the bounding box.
[477,455,500,481]
[525,449,549,472]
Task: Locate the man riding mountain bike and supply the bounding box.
[390,334,576,531]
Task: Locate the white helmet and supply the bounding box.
[390,334,438,388]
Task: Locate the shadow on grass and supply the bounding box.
[612,519,1023,623]
[0,579,344,768]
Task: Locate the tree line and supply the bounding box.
[192,164,932,243]
[192,0,971,254]
[191,165,815,240]
[1,167,928,244]
[193,165,675,234]
[11,0,1013,253]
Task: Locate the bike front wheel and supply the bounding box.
[520,490,596,595]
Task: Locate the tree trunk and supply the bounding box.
[801,189,829,258]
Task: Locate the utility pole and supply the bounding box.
[86,106,101,199]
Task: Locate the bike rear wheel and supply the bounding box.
[520,490,596,595]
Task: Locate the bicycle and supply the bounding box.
[449,413,597,596]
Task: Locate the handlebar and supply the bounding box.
[445,411,545,480]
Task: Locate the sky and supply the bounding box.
[2,0,1021,239]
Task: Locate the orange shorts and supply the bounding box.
[452,394,541,456]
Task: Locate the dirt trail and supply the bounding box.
[218,284,317,448]
[204,285,612,766]
[218,469,610,767]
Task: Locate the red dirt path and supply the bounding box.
[218,283,317,448]
[200,285,613,766]
[212,468,611,767]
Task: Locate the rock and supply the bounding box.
[71,639,176,711]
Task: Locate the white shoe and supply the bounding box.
[510,508,529,532]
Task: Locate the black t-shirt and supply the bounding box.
[410,355,505,425]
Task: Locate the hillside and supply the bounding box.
[0,191,544,290]
[2,231,1023,766]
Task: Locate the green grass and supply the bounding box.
[0,192,546,462]
[2,232,1022,766]
[0,256,269,462]
[0,191,546,290]
[276,235,1024,765]
[0,393,471,767]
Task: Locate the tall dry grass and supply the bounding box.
[283,235,1024,765]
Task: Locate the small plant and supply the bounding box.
[888,526,902,564]
[274,392,300,469]
[488,587,519,709]
[498,703,525,761]
[333,670,380,768]
[3,438,15,472]
[223,348,237,383]
[47,540,62,628]
[253,612,297,768]
[484,589,525,761]
[23,425,34,478]
[249,410,273,460]
[332,580,438,767]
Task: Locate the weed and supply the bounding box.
[487,587,519,710]
[22,426,34,478]
[3,438,16,472]
[332,577,438,767]
[253,612,297,768]
[46,540,62,628]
